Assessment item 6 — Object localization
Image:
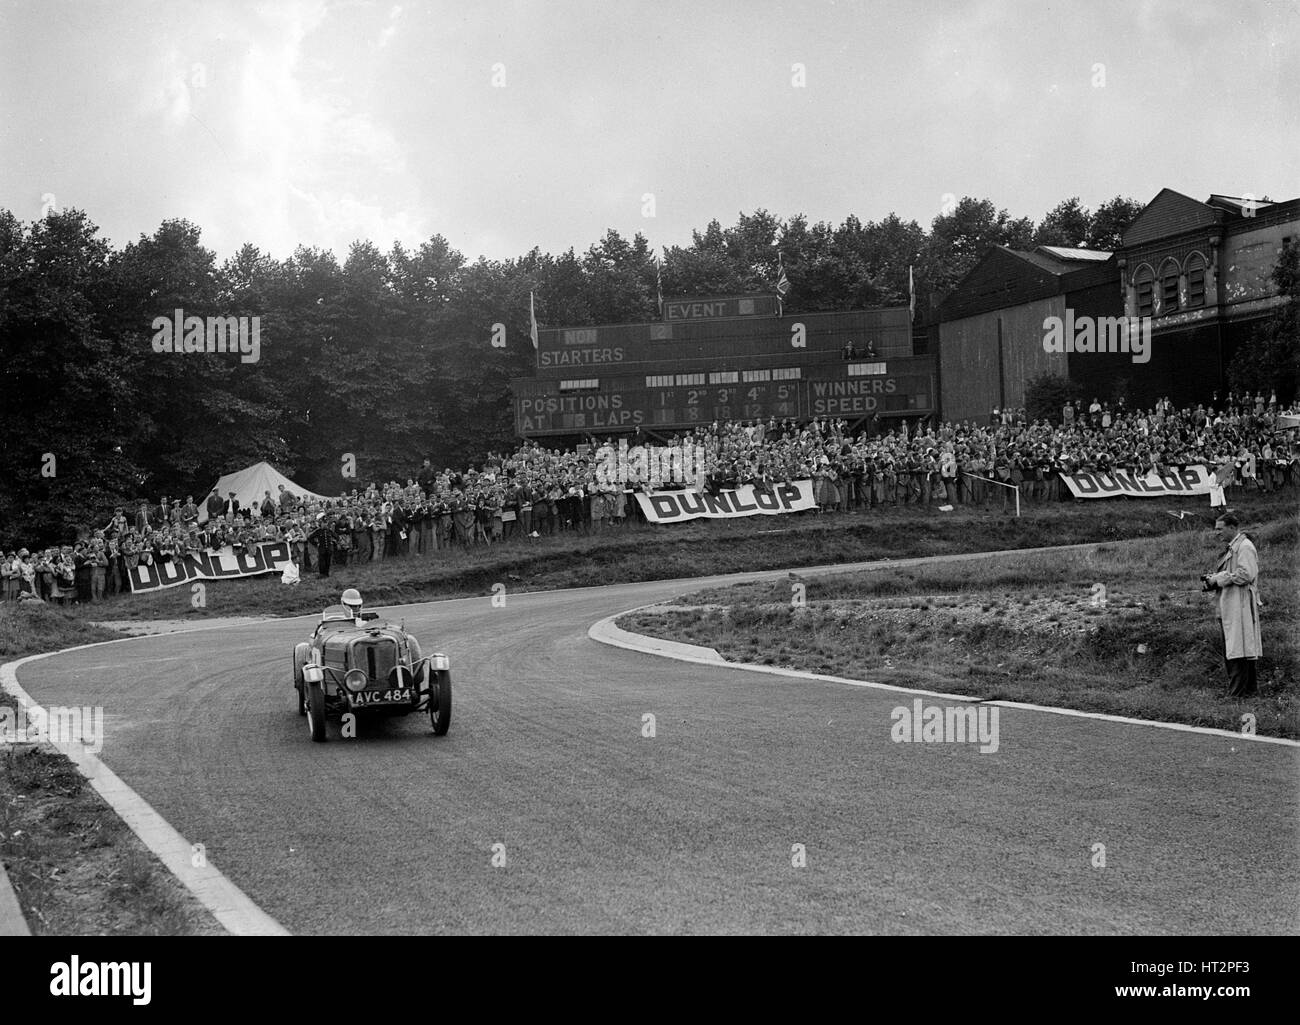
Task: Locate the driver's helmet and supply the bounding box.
[341,588,363,618]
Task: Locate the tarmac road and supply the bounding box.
[15,557,1300,935]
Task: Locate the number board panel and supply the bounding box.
[514,370,934,435]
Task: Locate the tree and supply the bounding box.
[1023,372,1081,425]
[1033,197,1091,248]
[108,218,289,497]
[1086,196,1145,251]
[922,197,1034,302]
[0,209,140,545]
[582,229,653,324]
[1227,239,1300,404]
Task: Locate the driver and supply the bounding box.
[341,587,364,621]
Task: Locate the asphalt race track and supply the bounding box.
[15,563,1300,935]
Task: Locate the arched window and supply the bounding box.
[1159,259,1181,314]
[1185,252,1206,308]
[1133,265,1154,317]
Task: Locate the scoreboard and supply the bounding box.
[646,380,802,424]
[513,366,935,435]
[510,298,936,438]
[513,382,800,433]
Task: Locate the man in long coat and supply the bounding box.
[1205,511,1263,697]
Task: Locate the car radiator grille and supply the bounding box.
[356,639,399,684]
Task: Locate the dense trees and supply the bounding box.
[1,195,1145,545]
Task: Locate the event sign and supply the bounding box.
[1059,464,1213,499]
[128,541,292,593]
[634,480,816,523]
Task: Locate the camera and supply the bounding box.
[1200,574,1217,592]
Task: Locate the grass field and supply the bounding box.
[57,489,1300,624]
[618,511,1300,738]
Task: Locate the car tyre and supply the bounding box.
[430,671,451,736]
[307,683,327,742]
[293,645,309,716]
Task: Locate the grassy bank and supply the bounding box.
[0,603,122,664]
[67,491,1299,623]
[617,513,1300,739]
[0,748,224,935]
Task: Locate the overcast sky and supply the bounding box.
[2,0,1296,263]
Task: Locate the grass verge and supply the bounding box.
[617,512,1300,739]
[1,603,122,662]
[0,747,224,935]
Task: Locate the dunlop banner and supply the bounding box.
[128,541,292,593]
[1059,464,1214,499]
[634,480,817,523]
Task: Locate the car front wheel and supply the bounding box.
[306,684,327,742]
[429,671,451,736]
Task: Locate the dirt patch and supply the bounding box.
[805,590,1156,637]
[91,616,278,637]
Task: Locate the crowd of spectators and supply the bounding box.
[2,390,1295,604]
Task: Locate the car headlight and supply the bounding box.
[303,664,324,685]
[344,668,368,693]
[429,654,449,671]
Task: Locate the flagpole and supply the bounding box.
[776,250,789,317]
[656,247,664,318]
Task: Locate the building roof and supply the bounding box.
[1206,194,1277,216]
[1121,189,1220,247]
[1036,245,1113,262]
[1121,188,1298,249]
[936,246,1117,323]
[1005,248,1073,275]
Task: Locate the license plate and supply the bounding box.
[349,687,412,707]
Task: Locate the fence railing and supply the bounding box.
[962,472,1020,518]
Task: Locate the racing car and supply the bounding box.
[292,589,451,742]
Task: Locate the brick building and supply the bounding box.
[936,188,1298,421]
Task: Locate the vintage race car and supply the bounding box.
[292,605,451,742]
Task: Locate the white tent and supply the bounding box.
[198,461,336,523]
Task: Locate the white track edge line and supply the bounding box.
[1,653,290,936]
[588,607,1300,749]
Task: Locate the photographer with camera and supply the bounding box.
[1201,511,1263,698]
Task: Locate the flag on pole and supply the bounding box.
[529,290,538,350]
[655,249,664,316]
[775,251,789,316]
[908,265,916,323]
